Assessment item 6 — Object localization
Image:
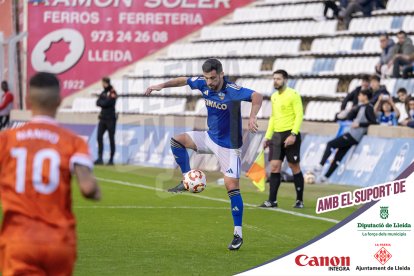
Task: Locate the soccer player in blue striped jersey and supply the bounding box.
[145,59,263,250]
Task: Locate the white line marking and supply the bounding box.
[97,177,339,224]
[75,206,283,210]
[75,206,231,210]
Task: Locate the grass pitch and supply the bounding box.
[72,166,359,275]
[0,165,360,275]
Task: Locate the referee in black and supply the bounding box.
[95,77,117,165]
[259,70,305,209]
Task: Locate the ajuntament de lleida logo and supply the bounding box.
[380,206,389,219]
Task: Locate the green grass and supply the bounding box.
[1,166,361,275]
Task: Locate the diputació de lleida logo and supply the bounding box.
[380,206,389,220]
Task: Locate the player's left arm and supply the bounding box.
[74,164,101,200]
[292,92,304,135]
[284,92,303,147]
[249,92,263,133]
[70,137,101,200]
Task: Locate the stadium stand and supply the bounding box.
[7,0,414,187]
[61,0,414,125]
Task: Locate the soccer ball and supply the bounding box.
[183,170,207,193]
[304,171,316,185]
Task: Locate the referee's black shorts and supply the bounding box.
[269,130,301,163]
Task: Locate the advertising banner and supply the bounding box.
[0,0,13,38]
[88,124,191,167]
[27,0,253,98]
[330,137,414,187]
[239,164,414,275]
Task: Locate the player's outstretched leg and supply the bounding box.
[226,177,244,250]
[169,137,191,192]
[168,133,198,193]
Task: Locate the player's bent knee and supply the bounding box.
[172,134,197,150]
[223,176,239,191]
[171,135,186,146]
[288,162,301,174]
[170,137,186,149]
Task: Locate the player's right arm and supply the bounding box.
[74,164,101,200]
[263,116,274,148]
[264,94,275,148]
[145,77,188,95]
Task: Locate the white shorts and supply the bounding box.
[186,131,241,178]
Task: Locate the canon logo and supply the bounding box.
[295,254,350,267]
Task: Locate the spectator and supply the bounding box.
[314,89,377,181]
[337,74,370,120]
[397,87,408,103]
[0,81,14,130]
[401,53,414,79]
[95,77,117,165]
[374,94,400,126]
[339,0,374,29]
[374,0,386,9]
[396,87,409,122]
[340,0,349,8]
[401,97,414,128]
[386,31,414,78]
[323,1,340,19]
[369,74,390,105]
[375,34,395,75]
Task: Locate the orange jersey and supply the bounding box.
[0,116,93,245]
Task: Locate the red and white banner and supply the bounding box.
[0,0,13,38]
[27,0,253,98]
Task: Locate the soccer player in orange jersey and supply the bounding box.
[0,72,101,276]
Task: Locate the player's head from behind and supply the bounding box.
[360,74,370,90]
[28,72,61,117]
[102,76,111,90]
[369,74,381,91]
[273,69,288,90]
[397,87,408,103]
[202,58,224,91]
[1,80,9,92]
[358,89,372,104]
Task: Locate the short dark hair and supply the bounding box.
[102,77,111,85]
[360,89,373,100]
[397,87,407,94]
[29,72,60,90]
[1,81,8,92]
[397,30,407,37]
[202,58,223,74]
[273,69,289,79]
[370,74,380,82]
[379,33,389,39]
[361,74,370,82]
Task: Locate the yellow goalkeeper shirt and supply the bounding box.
[265,86,303,140]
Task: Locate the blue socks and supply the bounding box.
[228,189,243,237]
[170,138,191,174]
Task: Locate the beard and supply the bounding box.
[274,83,284,90]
